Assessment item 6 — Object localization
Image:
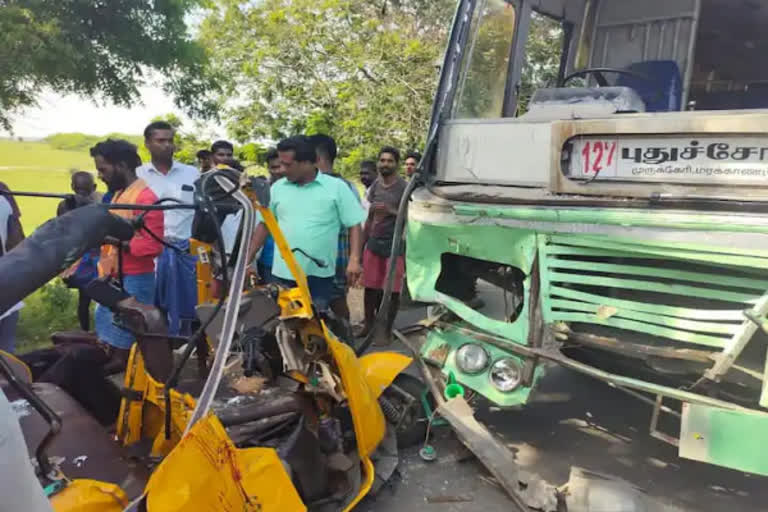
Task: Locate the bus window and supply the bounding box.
[517,12,566,114]
[453,0,517,119]
[689,0,768,110]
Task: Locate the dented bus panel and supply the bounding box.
[408,0,768,475]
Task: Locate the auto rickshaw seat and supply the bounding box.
[0,350,33,386]
[51,331,98,346]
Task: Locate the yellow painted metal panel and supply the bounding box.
[325,329,386,458]
[51,479,128,512]
[146,414,304,511]
[238,448,306,512]
[358,352,413,399]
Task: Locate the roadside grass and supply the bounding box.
[0,139,93,169]
[1,169,85,234]
[15,280,84,353]
[1,140,98,352]
[0,139,103,235]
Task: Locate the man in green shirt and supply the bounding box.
[249,136,365,310]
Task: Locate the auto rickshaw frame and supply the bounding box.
[4,175,414,511]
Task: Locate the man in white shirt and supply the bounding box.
[0,194,24,353]
[137,121,200,335]
[137,121,199,241]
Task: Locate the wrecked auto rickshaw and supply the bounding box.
[0,169,426,511]
[404,0,768,479]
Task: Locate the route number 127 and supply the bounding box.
[579,140,618,176]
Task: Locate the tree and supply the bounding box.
[238,142,268,164]
[454,2,518,119]
[0,0,218,131]
[199,0,454,177]
[151,113,184,131]
[517,12,563,113]
[454,7,563,118]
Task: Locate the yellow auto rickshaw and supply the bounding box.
[0,169,428,511]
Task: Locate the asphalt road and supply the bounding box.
[359,307,768,512]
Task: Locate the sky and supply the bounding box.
[4,86,225,140]
[1,12,226,140]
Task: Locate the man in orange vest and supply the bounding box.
[92,139,164,361]
[20,140,165,425]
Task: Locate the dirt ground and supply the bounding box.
[347,286,365,326]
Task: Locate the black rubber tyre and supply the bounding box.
[382,373,434,448]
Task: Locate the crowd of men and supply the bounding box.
[0,121,420,369]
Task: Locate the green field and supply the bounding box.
[0,139,105,350]
[0,139,102,234]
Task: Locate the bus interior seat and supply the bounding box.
[742,84,768,109]
[616,60,682,112]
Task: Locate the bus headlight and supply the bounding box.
[489,358,522,392]
[455,344,490,375]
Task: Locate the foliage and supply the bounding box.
[151,113,184,131]
[16,280,82,352]
[454,1,518,119]
[454,7,562,118]
[0,0,218,131]
[518,12,563,113]
[199,0,454,178]
[238,142,268,164]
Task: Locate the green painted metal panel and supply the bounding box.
[548,271,757,304]
[540,233,761,347]
[544,244,768,274]
[420,326,540,407]
[547,235,768,268]
[549,299,739,335]
[407,217,763,355]
[545,244,666,259]
[547,232,768,257]
[680,403,768,476]
[548,286,745,321]
[546,259,768,291]
[452,204,768,237]
[437,292,528,345]
[405,219,537,305]
[537,234,553,316]
[549,313,729,347]
[405,219,538,348]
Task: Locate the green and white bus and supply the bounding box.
[407,0,768,476]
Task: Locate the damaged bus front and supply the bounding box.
[408,0,768,476]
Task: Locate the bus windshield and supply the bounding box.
[451,0,768,119]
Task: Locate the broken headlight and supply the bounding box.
[455,343,490,375]
[489,358,522,392]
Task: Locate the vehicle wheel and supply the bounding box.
[381,373,434,448]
